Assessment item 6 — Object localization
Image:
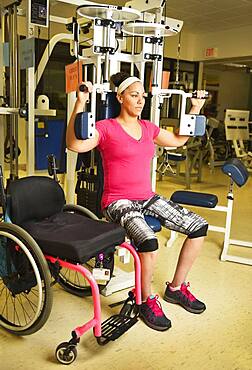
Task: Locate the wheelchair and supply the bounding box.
[0,165,142,364]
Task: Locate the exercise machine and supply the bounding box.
[166,158,252,266]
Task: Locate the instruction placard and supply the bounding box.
[65,61,83,94]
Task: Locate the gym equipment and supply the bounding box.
[224,109,252,171]
[0,165,142,364]
[156,139,204,189]
[166,158,252,266]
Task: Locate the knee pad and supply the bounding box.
[188,224,208,239]
[137,238,158,252]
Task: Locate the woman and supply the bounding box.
[66,72,208,332]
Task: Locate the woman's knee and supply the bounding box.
[137,238,158,252]
[188,224,208,239]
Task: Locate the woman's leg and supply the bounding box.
[104,199,158,299]
[170,236,204,287]
[105,199,171,330]
[145,195,208,282]
[145,195,208,313]
[138,250,158,301]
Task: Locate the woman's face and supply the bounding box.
[118,81,146,117]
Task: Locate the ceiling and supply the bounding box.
[47,0,252,33]
[12,0,252,70]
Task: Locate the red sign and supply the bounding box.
[65,60,83,93]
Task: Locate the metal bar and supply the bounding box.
[0,13,5,168]
[208,225,226,233]
[221,255,252,266]
[65,92,78,203]
[0,107,19,114]
[35,33,73,87]
[229,239,252,248]
[9,4,19,179]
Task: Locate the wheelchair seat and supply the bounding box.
[8,176,126,263]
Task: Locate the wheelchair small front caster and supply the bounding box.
[55,342,77,365]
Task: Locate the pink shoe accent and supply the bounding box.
[145,295,164,317]
[180,282,196,302]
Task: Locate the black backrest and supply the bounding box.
[8,176,65,225]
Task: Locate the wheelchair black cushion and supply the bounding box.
[8,176,126,263]
[22,213,125,263]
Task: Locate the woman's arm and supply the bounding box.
[66,82,100,153]
[154,90,207,148]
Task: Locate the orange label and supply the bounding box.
[65,60,83,93]
[161,71,170,89]
[149,71,170,91]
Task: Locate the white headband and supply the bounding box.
[117,76,142,95]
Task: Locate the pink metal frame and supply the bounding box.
[45,241,141,340]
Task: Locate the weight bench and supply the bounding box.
[167,158,252,266]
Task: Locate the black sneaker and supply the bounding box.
[139,294,171,331]
[164,282,206,314]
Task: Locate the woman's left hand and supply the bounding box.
[190,90,207,109]
[189,90,207,114]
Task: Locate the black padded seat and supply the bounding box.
[171,191,218,208]
[22,213,125,263]
[167,153,186,162]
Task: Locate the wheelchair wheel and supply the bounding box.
[57,205,114,297]
[0,222,53,335]
[55,342,77,365]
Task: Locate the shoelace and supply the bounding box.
[181,282,196,302]
[147,294,164,316]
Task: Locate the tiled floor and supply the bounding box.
[0,165,252,370]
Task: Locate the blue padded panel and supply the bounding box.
[144,215,162,232]
[222,158,248,187]
[171,191,218,208]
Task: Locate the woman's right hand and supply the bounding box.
[77,81,93,105]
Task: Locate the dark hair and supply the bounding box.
[110,72,130,87]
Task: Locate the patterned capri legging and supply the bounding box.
[104,195,208,252]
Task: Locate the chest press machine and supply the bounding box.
[72,0,210,295]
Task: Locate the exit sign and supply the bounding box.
[205,47,218,58]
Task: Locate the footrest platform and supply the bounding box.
[97,314,138,345]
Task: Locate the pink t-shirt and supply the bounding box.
[96,118,160,209]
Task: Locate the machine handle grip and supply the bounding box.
[191,91,209,99]
[79,84,89,93]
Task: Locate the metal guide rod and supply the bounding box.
[9,3,19,179]
[0,12,5,168]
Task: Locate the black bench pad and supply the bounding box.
[171,191,218,208]
[167,153,186,162]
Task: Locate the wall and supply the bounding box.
[163,31,197,61]
[192,24,252,62]
[204,68,251,121]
